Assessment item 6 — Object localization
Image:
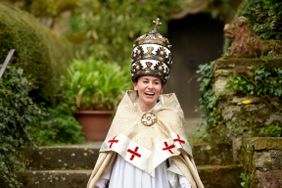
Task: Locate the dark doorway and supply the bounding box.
[166,13,224,118]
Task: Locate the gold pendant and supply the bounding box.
[141,112,157,126]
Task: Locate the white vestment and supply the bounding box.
[87,91,204,188]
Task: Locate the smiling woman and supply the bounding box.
[87,18,204,188]
[134,76,164,112]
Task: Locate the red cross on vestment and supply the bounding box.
[162,142,175,154]
[108,136,119,148]
[127,146,141,161]
[173,134,185,146]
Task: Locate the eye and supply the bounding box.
[142,80,149,84]
[153,80,161,85]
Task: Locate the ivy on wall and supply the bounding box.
[197,60,282,143]
[228,67,282,98]
[197,63,222,128]
[236,0,282,40]
[197,0,282,143]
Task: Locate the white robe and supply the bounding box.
[87,91,204,188]
[96,155,192,188]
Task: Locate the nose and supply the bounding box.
[147,82,154,89]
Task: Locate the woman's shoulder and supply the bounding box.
[160,93,181,107]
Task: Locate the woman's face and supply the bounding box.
[134,76,163,110]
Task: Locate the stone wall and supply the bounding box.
[242,137,282,188]
[202,57,282,143]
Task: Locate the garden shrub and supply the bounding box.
[0,65,85,186]
[236,0,282,40]
[0,66,37,188]
[0,2,73,105]
[69,0,179,64]
[27,103,85,146]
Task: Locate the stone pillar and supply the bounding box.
[242,137,282,188]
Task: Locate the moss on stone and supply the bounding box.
[0,3,73,105]
[247,137,282,151]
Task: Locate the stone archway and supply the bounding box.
[166,13,224,119]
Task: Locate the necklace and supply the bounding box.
[141,112,157,126]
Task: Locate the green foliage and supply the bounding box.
[29,0,79,17]
[197,61,282,142]
[0,0,79,28]
[27,104,85,145]
[0,66,38,188]
[0,3,73,105]
[259,121,282,137]
[240,172,250,188]
[64,56,131,110]
[0,65,86,186]
[70,0,179,64]
[197,63,222,127]
[236,0,282,40]
[228,67,282,98]
[207,0,243,21]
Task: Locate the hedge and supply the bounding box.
[0,2,73,105]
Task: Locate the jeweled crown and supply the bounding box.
[131,18,173,84]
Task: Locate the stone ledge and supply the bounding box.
[198,164,243,188]
[213,57,282,70]
[252,170,282,188]
[18,170,92,188]
[21,142,235,170]
[245,137,282,151]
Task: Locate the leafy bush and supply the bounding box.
[64,56,131,110]
[0,66,38,188]
[0,3,73,105]
[27,103,85,145]
[0,65,85,187]
[236,0,282,40]
[69,0,179,64]
[197,63,222,128]
[228,67,282,97]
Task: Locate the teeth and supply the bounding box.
[145,93,154,96]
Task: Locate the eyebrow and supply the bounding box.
[141,77,160,82]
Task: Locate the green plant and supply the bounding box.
[64,56,131,110]
[0,64,87,187]
[69,0,179,64]
[228,67,282,98]
[236,0,282,40]
[197,63,222,127]
[0,3,73,105]
[240,172,250,188]
[27,103,85,145]
[258,121,282,137]
[0,66,38,188]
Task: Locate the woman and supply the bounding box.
[87,18,204,188]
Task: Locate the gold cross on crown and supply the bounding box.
[153,18,162,27]
[152,18,162,32]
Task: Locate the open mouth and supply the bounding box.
[144,92,155,97]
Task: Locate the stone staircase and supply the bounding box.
[18,142,243,188]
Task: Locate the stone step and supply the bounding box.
[192,143,233,165]
[18,170,91,188]
[198,165,243,188]
[22,143,102,170]
[18,165,243,188]
[22,142,234,170]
